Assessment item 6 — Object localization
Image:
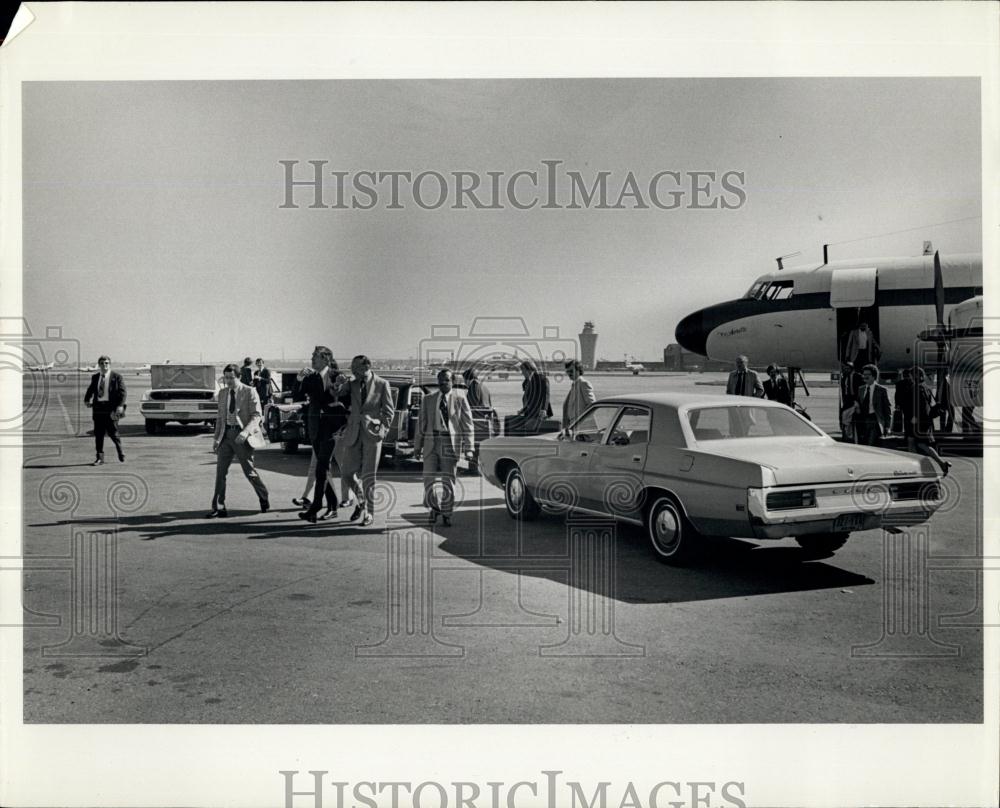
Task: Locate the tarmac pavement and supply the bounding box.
[20,377,984,723]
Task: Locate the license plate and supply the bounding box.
[833,513,866,532]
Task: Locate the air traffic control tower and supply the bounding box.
[579,321,598,370]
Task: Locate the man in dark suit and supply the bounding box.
[83,355,126,465]
[239,357,254,386]
[295,346,348,523]
[512,359,552,435]
[853,363,892,446]
[838,361,864,441]
[762,364,793,406]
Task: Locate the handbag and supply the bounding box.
[246,424,267,450]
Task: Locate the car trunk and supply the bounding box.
[699,438,927,485]
[151,365,217,390]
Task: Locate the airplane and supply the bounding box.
[674,247,983,418]
[624,354,645,375]
[137,364,151,373]
[78,364,99,373]
[26,362,54,372]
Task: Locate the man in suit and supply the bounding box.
[207,363,269,518]
[414,369,474,526]
[511,359,552,435]
[838,360,863,441]
[83,355,126,465]
[339,355,395,527]
[294,346,348,523]
[762,364,793,406]
[253,357,273,406]
[562,359,596,430]
[853,363,892,446]
[845,322,880,368]
[725,355,765,398]
[239,357,254,386]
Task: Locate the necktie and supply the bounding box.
[98,374,106,398]
[360,377,368,402]
[737,371,745,393]
[229,388,236,414]
[439,394,449,428]
[862,386,870,415]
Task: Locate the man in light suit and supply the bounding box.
[339,355,395,527]
[207,363,269,518]
[725,355,765,398]
[562,359,596,430]
[853,363,892,446]
[83,355,126,465]
[414,369,474,526]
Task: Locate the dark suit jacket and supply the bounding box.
[855,382,892,433]
[762,377,792,406]
[521,372,553,419]
[466,378,492,409]
[840,370,863,409]
[295,369,348,443]
[84,371,127,411]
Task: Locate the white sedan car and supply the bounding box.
[478,393,944,564]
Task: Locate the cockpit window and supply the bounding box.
[764,280,794,300]
[744,279,794,301]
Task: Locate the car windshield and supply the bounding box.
[687,405,821,440]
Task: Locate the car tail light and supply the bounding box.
[890,481,940,501]
[766,489,816,510]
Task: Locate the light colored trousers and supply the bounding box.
[341,438,382,512]
[422,443,459,517]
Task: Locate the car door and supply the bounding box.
[539,404,622,510]
[583,405,651,518]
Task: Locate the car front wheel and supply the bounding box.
[646,495,698,565]
[504,466,540,521]
[795,533,849,557]
[144,419,159,434]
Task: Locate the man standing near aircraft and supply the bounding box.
[512,359,552,435]
[207,363,269,518]
[853,364,892,447]
[725,355,764,398]
[414,369,474,527]
[562,359,596,429]
[83,355,126,465]
[295,347,347,523]
[339,355,395,527]
[838,360,863,441]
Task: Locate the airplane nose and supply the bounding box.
[675,310,708,356]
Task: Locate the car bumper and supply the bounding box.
[140,403,216,420]
[746,477,942,538]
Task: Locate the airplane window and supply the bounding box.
[764,281,794,301]
[743,281,766,299]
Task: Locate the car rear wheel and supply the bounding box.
[646,494,698,565]
[144,419,160,434]
[504,466,539,521]
[795,533,849,557]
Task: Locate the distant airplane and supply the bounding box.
[78,364,99,373]
[624,355,645,375]
[26,362,54,372]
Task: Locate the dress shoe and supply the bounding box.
[349,505,364,522]
[292,497,311,509]
[117,451,125,462]
[260,498,270,513]
[206,508,229,519]
[298,510,319,524]
[92,456,105,466]
[318,507,338,521]
[441,516,452,527]
[360,511,374,527]
[429,508,439,525]
[942,461,952,477]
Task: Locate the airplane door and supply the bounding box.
[830,267,880,363]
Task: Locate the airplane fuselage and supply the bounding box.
[675,253,983,372]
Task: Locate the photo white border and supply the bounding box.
[1,3,997,806]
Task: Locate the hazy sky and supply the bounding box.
[22,78,981,364]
